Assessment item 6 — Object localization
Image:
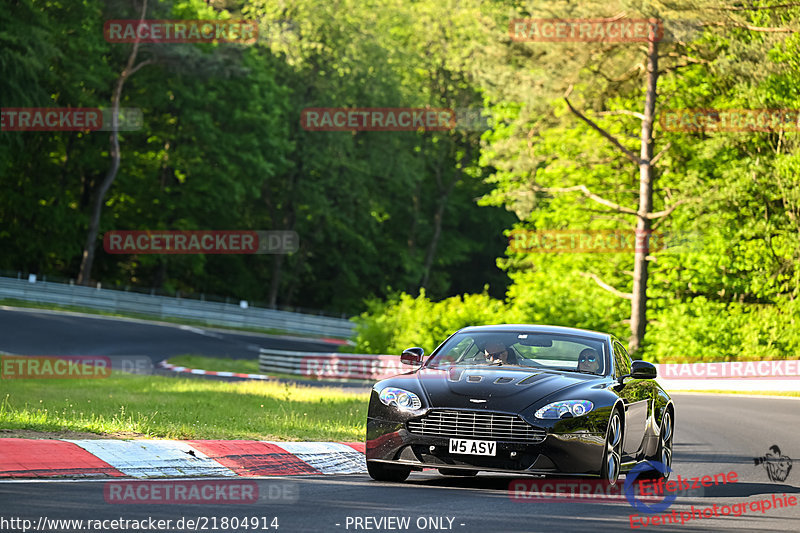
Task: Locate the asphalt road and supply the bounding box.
[1,394,798,533]
[0,306,339,363]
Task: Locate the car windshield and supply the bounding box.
[426,331,608,375]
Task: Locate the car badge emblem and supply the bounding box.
[469,398,487,403]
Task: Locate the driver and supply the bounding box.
[482,341,517,365]
[578,348,600,373]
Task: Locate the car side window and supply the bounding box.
[613,341,632,377]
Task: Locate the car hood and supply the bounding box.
[415,366,596,413]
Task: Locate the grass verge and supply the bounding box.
[167,355,260,375]
[0,373,369,441]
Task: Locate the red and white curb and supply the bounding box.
[0,439,366,478]
[157,360,275,381]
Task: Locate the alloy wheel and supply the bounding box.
[660,411,673,470]
[605,412,623,485]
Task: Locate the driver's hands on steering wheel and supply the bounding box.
[483,347,508,365]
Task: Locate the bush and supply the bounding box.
[643,296,800,363]
[351,289,510,355]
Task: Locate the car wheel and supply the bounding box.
[438,468,478,477]
[367,461,412,482]
[638,409,674,480]
[600,409,623,486]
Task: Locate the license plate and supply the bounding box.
[448,438,496,456]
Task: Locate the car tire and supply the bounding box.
[637,409,674,480]
[600,408,624,486]
[438,468,478,477]
[367,461,412,482]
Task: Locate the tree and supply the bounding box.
[77,0,152,284]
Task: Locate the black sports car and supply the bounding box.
[366,325,674,485]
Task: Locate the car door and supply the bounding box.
[613,340,648,456]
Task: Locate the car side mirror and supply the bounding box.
[401,347,424,365]
[630,360,657,379]
[617,361,657,385]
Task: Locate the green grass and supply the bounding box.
[0,298,350,341]
[0,373,369,441]
[168,354,261,375]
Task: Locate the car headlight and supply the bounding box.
[534,400,594,419]
[378,387,422,410]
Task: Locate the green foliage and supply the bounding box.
[3,0,800,364]
[0,0,511,315]
[644,296,800,363]
[351,0,800,363]
[352,289,510,355]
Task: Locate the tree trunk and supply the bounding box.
[420,197,446,290]
[420,163,460,291]
[629,37,659,352]
[76,1,150,285]
[268,253,284,308]
[76,107,121,285]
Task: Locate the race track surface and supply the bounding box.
[1,394,798,532]
[0,307,339,362]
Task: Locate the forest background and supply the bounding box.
[2,0,799,363]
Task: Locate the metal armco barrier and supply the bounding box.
[259,348,405,381]
[0,276,354,338]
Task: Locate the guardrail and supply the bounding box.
[0,276,354,338]
[259,349,800,391]
[259,348,403,381]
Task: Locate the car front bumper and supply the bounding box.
[366,416,606,475]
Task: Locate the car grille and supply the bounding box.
[407,410,546,443]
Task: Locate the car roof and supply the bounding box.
[455,324,612,342]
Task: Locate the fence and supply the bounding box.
[258,348,404,381]
[258,348,800,391]
[0,276,354,338]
